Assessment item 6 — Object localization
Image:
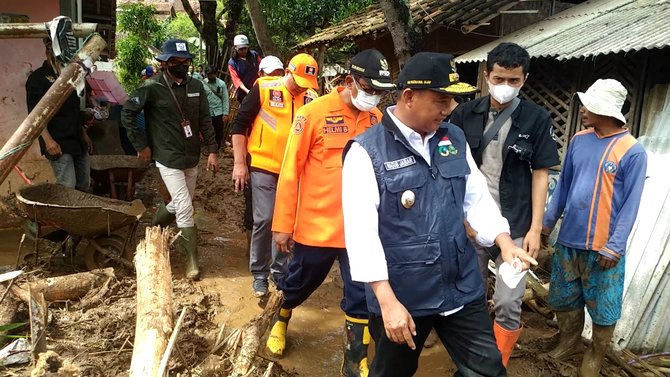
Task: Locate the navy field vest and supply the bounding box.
[347,114,484,317]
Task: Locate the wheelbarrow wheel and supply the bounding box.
[83,234,127,270]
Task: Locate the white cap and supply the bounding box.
[233,34,249,47]
[577,79,627,124]
[258,56,284,74]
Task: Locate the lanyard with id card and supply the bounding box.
[164,75,193,139]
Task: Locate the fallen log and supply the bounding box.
[525,272,549,303]
[129,226,173,377]
[29,289,47,365]
[10,268,115,303]
[229,291,284,377]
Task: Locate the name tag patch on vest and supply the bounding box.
[323,125,349,134]
[384,156,416,171]
[187,92,200,97]
[270,90,284,108]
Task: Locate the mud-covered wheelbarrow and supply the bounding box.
[89,155,150,200]
[15,183,145,270]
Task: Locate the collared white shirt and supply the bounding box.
[342,107,510,316]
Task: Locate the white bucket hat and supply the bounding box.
[233,34,249,48]
[259,56,284,74]
[577,79,627,124]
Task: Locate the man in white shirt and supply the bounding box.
[342,52,537,376]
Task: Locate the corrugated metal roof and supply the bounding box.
[297,0,521,48]
[456,0,670,63]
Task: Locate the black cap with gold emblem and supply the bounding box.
[349,49,396,91]
[397,52,478,95]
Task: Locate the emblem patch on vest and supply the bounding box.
[269,90,284,108]
[384,156,416,171]
[325,116,344,124]
[293,115,306,135]
[438,136,458,157]
[603,160,618,174]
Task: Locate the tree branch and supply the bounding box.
[180,0,202,31]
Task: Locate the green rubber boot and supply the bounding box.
[152,203,176,227]
[179,227,200,280]
[341,316,370,377]
[547,310,585,360]
[579,324,615,377]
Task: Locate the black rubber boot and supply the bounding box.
[547,310,585,360]
[341,316,370,377]
[179,226,200,280]
[579,324,615,377]
[152,203,176,227]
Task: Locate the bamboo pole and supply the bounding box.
[129,226,173,377]
[0,23,97,39]
[0,33,106,186]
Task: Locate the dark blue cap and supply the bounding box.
[156,39,194,61]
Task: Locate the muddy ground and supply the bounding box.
[0,149,636,376]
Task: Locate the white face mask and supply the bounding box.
[487,81,521,104]
[351,80,381,112]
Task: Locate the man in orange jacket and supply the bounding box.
[230,54,319,297]
[267,49,395,377]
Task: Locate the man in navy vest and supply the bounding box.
[342,52,537,376]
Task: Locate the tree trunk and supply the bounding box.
[129,226,173,377]
[245,0,282,59]
[10,267,115,303]
[378,0,415,67]
[200,0,220,67]
[222,0,245,62]
[229,291,284,377]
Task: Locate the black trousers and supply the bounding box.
[369,299,506,377]
[277,243,368,318]
[211,115,224,149]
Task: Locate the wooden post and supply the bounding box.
[0,33,106,187]
[0,23,97,39]
[10,267,115,303]
[29,289,47,365]
[129,226,173,377]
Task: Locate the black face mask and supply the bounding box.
[168,64,189,79]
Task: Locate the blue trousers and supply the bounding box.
[277,242,368,318]
[49,153,90,191]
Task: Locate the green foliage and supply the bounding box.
[115,3,165,92]
[262,0,373,57]
[163,13,205,68]
[0,322,27,339]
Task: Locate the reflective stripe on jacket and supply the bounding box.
[247,76,317,174]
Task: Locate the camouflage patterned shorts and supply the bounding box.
[548,243,625,326]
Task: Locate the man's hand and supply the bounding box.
[82,132,93,155]
[232,162,249,192]
[223,115,229,123]
[206,153,219,174]
[523,229,542,260]
[597,254,619,270]
[137,146,152,161]
[497,234,538,271]
[273,232,294,254]
[540,226,553,249]
[380,299,417,350]
[44,138,62,157]
[464,220,478,241]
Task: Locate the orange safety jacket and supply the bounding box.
[247,76,318,174]
[272,87,383,248]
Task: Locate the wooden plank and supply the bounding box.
[29,288,47,365]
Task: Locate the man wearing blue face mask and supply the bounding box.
[450,42,560,365]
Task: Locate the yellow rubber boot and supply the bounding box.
[341,315,370,377]
[266,308,292,358]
